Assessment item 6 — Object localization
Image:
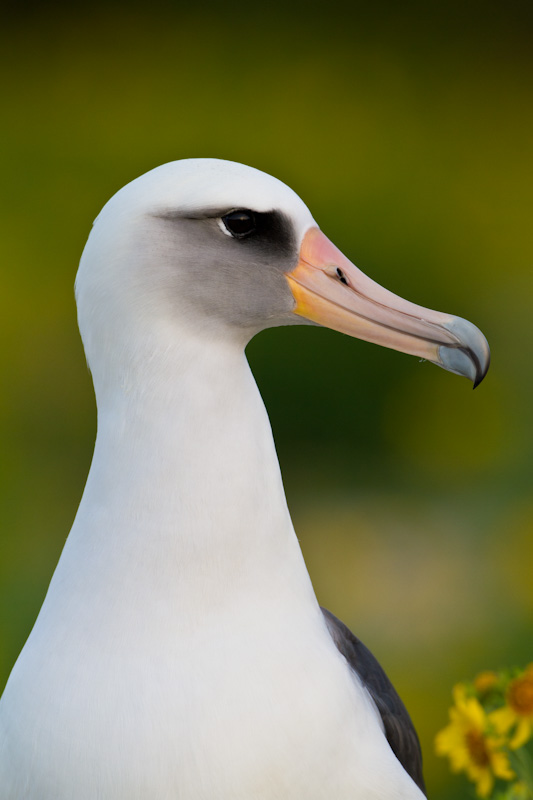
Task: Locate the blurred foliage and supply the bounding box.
[1,2,532,797]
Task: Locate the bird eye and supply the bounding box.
[222,210,256,239]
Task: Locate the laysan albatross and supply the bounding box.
[0,159,489,799]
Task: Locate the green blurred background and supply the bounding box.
[1,2,532,796]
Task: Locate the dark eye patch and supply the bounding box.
[227,210,294,253]
[153,207,297,266]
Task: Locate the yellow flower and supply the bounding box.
[491,665,533,749]
[435,684,514,798]
[474,671,499,695]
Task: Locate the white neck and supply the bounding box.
[47,331,316,630]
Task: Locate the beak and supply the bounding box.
[285,227,490,387]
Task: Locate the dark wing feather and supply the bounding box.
[321,607,426,796]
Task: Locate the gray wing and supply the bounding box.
[321,607,426,796]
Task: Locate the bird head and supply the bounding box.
[76,158,489,387]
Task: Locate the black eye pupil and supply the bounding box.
[223,210,256,238]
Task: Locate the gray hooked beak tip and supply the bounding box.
[437,318,491,388]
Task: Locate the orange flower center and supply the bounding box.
[508,676,533,715]
[465,730,490,767]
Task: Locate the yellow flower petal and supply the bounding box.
[472,766,494,798]
[452,684,468,707]
[491,705,517,734]
[509,717,532,749]
[466,698,487,729]
[491,750,515,782]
